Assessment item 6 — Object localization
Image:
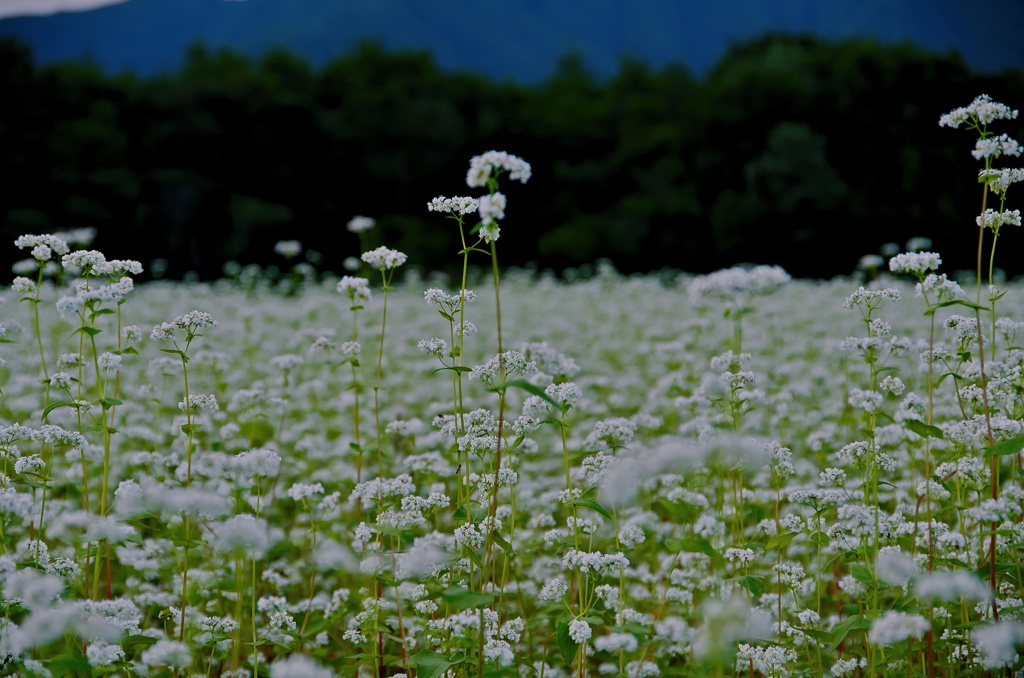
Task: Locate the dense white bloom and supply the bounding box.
[868,611,930,646]
[140,639,192,668]
[939,94,1018,128]
[337,276,371,302]
[914,571,992,603]
[978,167,1024,194]
[427,196,479,215]
[361,246,407,270]
[466,150,531,187]
[888,251,941,275]
[976,208,1022,231]
[479,192,506,227]
[346,215,376,233]
[973,621,1024,669]
[568,619,592,644]
[274,240,302,258]
[972,133,1022,159]
[690,265,790,304]
[269,654,334,678]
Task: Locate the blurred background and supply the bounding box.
[2,0,1024,281]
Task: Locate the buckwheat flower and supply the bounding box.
[49,372,72,390]
[273,240,302,258]
[121,325,142,344]
[287,482,324,502]
[62,249,107,275]
[86,640,125,667]
[545,381,581,407]
[15,233,70,257]
[914,570,991,603]
[178,394,218,413]
[973,621,1024,669]
[361,246,407,270]
[973,133,1022,160]
[483,639,515,666]
[848,388,883,412]
[979,167,1024,196]
[12,276,35,294]
[338,341,361,362]
[417,337,448,358]
[568,618,592,644]
[538,576,568,601]
[868,611,930,646]
[427,196,479,215]
[939,94,1018,128]
[215,514,271,558]
[977,208,1022,231]
[479,191,506,228]
[842,286,901,309]
[140,639,191,669]
[31,244,52,261]
[347,215,376,232]
[14,455,45,474]
[889,251,941,275]
[916,273,964,302]
[469,350,537,385]
[269,654,333,678]
[97,352,122,373]
[466,150,532,187]
[876,548,917,586]
[879,375,905,396]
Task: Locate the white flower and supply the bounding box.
[888,251,941,275]
[427,196,479,215]
[361,246,407,270]
[466,150,531,187]
[347,215,376,232]
[568,619,592,644]
[867,611,930,646]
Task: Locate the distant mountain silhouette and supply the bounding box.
[2,0,1023,81]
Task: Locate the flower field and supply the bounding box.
[2,98,1024,678]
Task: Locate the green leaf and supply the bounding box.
[925,299,988,315]
[441,586,494,611]
[41,400,78,420]
[488,378,558,408]
[121,346,139,355]
[985,433,1024,458]
[492,531,516,557]
[159,348,189,363]
[850,563,875,586]
[100,396,123,408]
[734,575,765,597]
[49,655,92,677]
[430,365,473,375]
[72,325,102,337]
[121,634,160,653]
[826,615,872,654]
[570,497,613,521]
[765,532,797,551]
[556,619,580,665]
[413,650,455,678]
[905,419,945,439]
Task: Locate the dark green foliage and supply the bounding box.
[1,34,1022,278]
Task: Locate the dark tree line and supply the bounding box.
[2,34,1023,280]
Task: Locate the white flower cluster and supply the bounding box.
[62,250,143,277]
[916,273,964,302]
[337,275,371,303]
[867,611,931,646]
[468,350,538,385]
[14,234,70,261]
[561,549,629,576]
[346,215,375,233]
[842,286,901,309]
[361,246,407,270]
[466,150,532,187]
[888,251,941,275]
[178,394,219,413]
[979,167,1024,195]
[972,133,1022,160]
[689,265,791,304]
[150,310,219,340]
[976,208,1022,231]
[273,240,301,258]
[427,196,479,215]
[939,94,1019,128]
